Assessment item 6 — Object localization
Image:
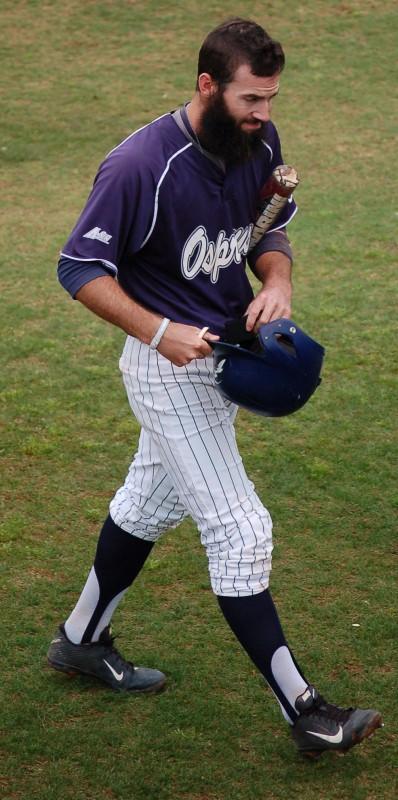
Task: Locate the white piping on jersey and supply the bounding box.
[59,252,118,273]
[105,113,170,157]
[140,143,193,248]
[261,140,273,160]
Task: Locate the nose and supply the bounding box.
[252,99,272,123]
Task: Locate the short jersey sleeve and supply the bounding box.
[61,147,156,270]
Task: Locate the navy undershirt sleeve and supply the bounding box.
[247,229,293,270]
[58,256,116,298]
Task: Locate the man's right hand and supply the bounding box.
[157,322,219,366]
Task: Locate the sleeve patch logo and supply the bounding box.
[181,225,253,284]
[83,227,112,244]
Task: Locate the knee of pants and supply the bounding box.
[205,533,274,597]
[109,485,187,542]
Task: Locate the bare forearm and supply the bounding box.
[252,250,292,291]
[75,276,161,344]
[246,251,293,331]
[74,276,219,366]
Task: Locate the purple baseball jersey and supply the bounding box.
[61,109,297,334]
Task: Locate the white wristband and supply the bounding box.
[149,317,171,350]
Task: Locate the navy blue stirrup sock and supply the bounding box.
[217,590,308,722]
[82,514,154,642]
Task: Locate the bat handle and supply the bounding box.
[250,193,290,248]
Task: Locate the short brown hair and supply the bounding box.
[197,18,285,86]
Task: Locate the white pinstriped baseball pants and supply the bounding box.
[109,336,273,596]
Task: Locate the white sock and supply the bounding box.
[271,645,308,723]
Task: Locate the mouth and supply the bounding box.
[241,120,262,130]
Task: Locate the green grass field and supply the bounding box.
[1,1,397,798]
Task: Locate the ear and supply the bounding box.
[197,72,217,98]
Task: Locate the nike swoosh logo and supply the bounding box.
[307,725,343,744]
[103,659,124,682]
[51,638,62,644]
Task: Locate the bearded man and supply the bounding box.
[48,18,382,758]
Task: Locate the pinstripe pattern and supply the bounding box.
[110,429,188,537]
[110,336,273,596]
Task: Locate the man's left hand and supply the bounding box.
[245,284,292,332]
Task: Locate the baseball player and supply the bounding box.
[47,18,382,758]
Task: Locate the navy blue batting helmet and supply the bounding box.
[211,318,325,417]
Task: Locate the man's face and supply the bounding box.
[198,64,280,163]
[222,64,280,129]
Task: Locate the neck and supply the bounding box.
[186,95,203,134]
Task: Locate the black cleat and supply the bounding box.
[47,625,166,693]
[292,685,383,759]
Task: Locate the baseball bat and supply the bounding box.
[248,164,299,251]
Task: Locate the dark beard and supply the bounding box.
[197,91,264,165]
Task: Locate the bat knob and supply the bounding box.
[273,165,299,194]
